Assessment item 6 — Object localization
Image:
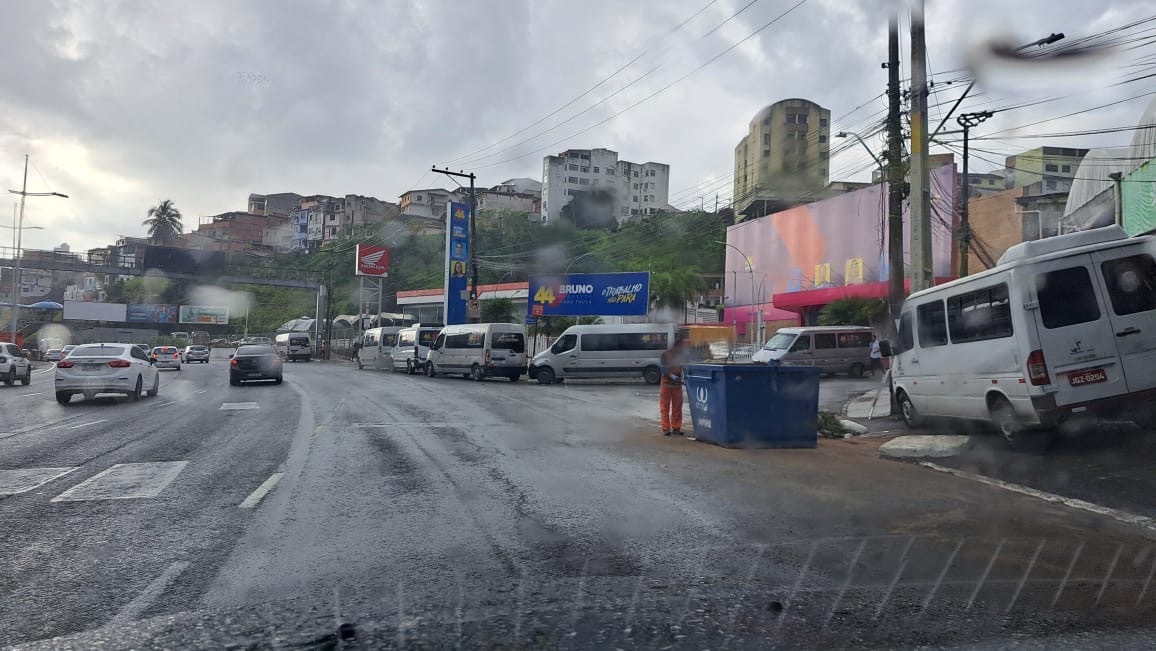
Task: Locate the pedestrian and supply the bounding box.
[351,337,361,362]
[319,339,327,360]
[869,334,882,377]
[659,338,690,436]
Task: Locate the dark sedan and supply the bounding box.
[228,345,283,385]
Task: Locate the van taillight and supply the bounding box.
[484,350,491,366]
[1027,349,1050,386]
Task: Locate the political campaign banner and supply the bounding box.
[527,272,650,317]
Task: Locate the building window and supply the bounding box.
[633,196,639,203]
[762,134,770,145]
[818,135,827,143]
[1062,164,1071,173]
[1045,164,1059,172]
[579,178,589,185]
[763,150,770,158]
[633,171,639,178]
[593,166,600,173]
[970,178,981,185]
[568,176,578,183]
[607,168,615,176]
[633,183,638,189]
[819,118,828,127]
[797,114,808,124]
[581,167,589,173]
[1046,180,1057,190]
[568,164,578,171]
[987,178,995,185]
[786,114,796,124]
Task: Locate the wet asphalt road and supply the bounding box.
[3,358,1156,648]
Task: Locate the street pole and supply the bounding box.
[715,240,755,345]
[909,0,933,292]
[886,15,904,332]
[9,156,28,344]
[957,111,992,277]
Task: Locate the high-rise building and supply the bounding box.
[540,148,670,225]
[732,99,831,221]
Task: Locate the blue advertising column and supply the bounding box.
[444,202,470,325]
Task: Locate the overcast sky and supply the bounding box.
[2,0,1154,253]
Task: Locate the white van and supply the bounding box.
[391,324,444,374]
[529,323,674,385]
[425,323,527,381]
[889,226,1156,445]
[358,326,403,371]
[274,332,312,362]
[752,326,875,377]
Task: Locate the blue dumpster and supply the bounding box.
[683,363,821,448]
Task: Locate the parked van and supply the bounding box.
[751,325,875,376]
[889,226,1156,446]
[425,323,527,381]
[274,332,312,362]
[392,324,444,374]
[530,323,674,385]
[358,327,402,371]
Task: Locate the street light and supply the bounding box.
[564,251,595,273]
[715,240,759,344]
[7,155,68,344]
[835,131,884,171]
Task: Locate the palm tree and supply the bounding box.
[144,199,184,245]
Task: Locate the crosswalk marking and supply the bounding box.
[51,461,188,502]
[0,467,79,496]
[220,402,259,411]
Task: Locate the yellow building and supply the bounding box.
[733,98,831,221]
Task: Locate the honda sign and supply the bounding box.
[355,244,390,276]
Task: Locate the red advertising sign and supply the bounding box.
[355,244,390,276]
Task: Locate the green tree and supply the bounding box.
[817,297,888,326]
[480,297,516,323]
[143,199,184,244]
[650,267,705,311]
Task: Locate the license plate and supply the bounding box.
[1069,368,1107,386]
[246,372,263,378]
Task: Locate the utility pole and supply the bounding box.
[886,16,904,331]
[957,110,992,277]
[7,155,67,345]
[908,0,933,292]
[431,167,479,323]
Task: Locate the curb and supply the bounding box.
[879,434,971,458]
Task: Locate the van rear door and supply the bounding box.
[1092,247,1156,394]
[1029,255,1126,406]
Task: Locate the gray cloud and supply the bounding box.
[2,0,1153,252]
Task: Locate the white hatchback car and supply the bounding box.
[55,343,160,404]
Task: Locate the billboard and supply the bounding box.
[725,163,957,306]
[127,304,178,324]
[355,244,390,276]
[179,305,229,324]
[1124,158,1156,236]
[63,301,128,322]
[527,272,650,317]
[443,201,470,325]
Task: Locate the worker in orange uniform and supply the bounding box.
[659,339,690,436]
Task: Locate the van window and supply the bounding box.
[1101,254,1156,316]
[814,334,837,349]
[399,331,415,346]
[289,337,309,347]
[917,302,948,347]
[430,334,445,350]
[364,333,377,346]
[837,332,872,348]
[898,312,914,353]
[446,333,484,348]
[790,335,811,352]
[493,332,525,353]
[552,334,577,354]
[382,334,398,347]
[418,330,439,346]
[947,283,1013,343]
[582,333,619,351]
[620,332,668,350]
[1036,266,1101,328]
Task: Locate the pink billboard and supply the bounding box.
[724,164,957,307]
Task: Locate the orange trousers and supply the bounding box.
[659,383,684,431]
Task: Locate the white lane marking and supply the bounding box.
[195,389,207,394]
[352,422,451,428]
[107,561,190,625]
[156,401,177,407]
[919,462,1156,533]
[66,419,109,430]
[220,402,259,411]
[238,472,284,509]
[51,461,188,502]
[21,392,42,397]
[0,467,79,495]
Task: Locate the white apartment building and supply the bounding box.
[540,148,671,224]
[398,188,461,222]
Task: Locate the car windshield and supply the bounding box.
[763,332,796,350]
[9,3,1156,648]
[70,345,126,357]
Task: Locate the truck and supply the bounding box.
[190,331,211,346]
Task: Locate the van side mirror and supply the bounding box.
[879,341,893,357]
